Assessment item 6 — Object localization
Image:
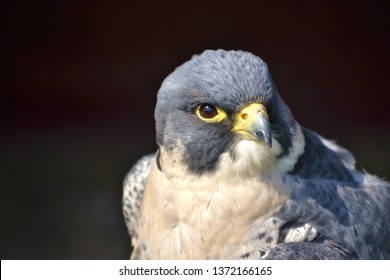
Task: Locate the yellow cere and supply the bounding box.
[234,103,268,128]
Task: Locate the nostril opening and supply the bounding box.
[241,113,248,120]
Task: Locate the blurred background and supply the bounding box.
[1,1,389,259]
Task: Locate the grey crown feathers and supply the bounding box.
[123,49,390,260]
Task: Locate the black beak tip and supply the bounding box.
[255,131,272,148]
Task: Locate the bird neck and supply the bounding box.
[139,152,293,259]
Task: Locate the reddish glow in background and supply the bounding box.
[1,1,389,259]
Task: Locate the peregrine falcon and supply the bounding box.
[122,50,390,260]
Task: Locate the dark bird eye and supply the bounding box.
[198,104,218,119]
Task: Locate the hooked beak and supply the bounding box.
[232,103,272,148]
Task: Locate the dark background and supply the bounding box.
[1,1,389,259]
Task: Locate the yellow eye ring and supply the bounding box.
[196,103,227,123]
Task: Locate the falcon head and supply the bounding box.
[155,50,304,178]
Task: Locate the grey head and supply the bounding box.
[154,49,298,174]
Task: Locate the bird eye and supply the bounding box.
[196,103,227,123]
[198,104,218,119]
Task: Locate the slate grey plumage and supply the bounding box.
[122,49,390,259]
